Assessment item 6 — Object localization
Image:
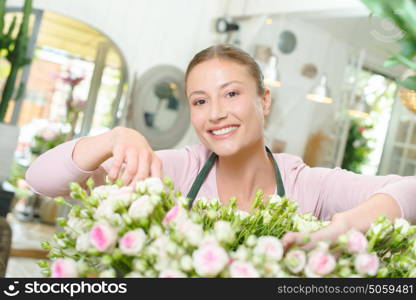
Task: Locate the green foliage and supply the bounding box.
[0,0,33,122]
[30,130,69,156]
[341,118,374,174]
[361,0,416,90]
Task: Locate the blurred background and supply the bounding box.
[0,0,415,277]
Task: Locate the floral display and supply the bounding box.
[39,177,416,278]
[30,127,68,157]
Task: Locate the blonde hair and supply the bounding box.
[185,44,265,96]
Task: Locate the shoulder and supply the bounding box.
[272,152,306,172]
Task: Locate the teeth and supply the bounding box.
[211,126,239,136]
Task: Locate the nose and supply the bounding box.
[209,99,227,122]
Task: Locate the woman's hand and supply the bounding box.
[282,213,351,251]
[108,126,162,186]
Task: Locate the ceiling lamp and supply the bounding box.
[347,95,371,119]
[306,74,333,104]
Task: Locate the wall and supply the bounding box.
[235,15,350,157]
[7,0,228,147]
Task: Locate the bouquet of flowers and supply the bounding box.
[39,177,416,278]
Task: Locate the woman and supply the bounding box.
[26,45,416,251]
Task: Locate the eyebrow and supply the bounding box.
[188,80,243,98]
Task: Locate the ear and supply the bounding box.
[262,88,272,116]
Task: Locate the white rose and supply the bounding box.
[234,246,249,261]
[394,218,410,235]
[76,233,91,252]
[268,194,282,205]
[253,236,283,262]
[99,268,116,278]
[145,177,164,194]
[135,180,147,194]
[94,200,117,219]
[262,211,272,224]
[182,221,203,246]
[92,185,119,199]
[180,255,193,272]
[236,210,250,220]
[149,224,163,239]
[128,195,155,219]
[214,221,235,244]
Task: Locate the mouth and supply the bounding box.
[207,125,240,138]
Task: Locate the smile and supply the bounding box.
[208,125,239,138]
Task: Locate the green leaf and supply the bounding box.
[397,75,416,90]
[393,53,416,70]
[384,56,400,68]
[361,0,391,18]
[399,38,416,58]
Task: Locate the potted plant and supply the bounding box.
[0,0,32,185]
[361,0,416,90]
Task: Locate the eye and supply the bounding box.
[193,99,206,106]
[226,90,239,98]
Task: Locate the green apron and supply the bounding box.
[186,146,285,209]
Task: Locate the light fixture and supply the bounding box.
[263,54,282,88]
[215,17,239,33]
[347,95,370,119]
[306,74,333,104]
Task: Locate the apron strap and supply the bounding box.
[187,151,217,209]
[265,146,285,198]
[187,146,285,209]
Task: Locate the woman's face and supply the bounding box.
[186,58,271,156]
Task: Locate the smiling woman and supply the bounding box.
[25,44,416,251]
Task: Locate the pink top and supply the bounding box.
[25,138,416,222]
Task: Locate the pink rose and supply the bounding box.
[90,221,118,252]
[119,229,146,256]
[193,244,229,277]
[354,253,379,276]
[159,269,187,278]
[39,128,58,141]
[51,258,78,278]
[162,205,185,226]
[284,249,307,274]
[229,261,260,278]
[253,236,284,261]
[346,230,368,254]
[305,251,336,277]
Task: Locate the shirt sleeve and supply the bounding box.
[25,138,107,197]
[25,138,201,198]
[280,153,416,222]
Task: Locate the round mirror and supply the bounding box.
[127,65,189,150]
[277,30,297,54]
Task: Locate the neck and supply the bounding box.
[216,141,271,181]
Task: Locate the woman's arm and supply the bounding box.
[25,126,162,197]
[278,153,416,250]
[283,193,402,250]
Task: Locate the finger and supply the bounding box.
[134,151,151,182]
[150,156,162,178]
[282,232,299,251]
[109,144,125,180]
[283,232,311,251]
[121,149,139,186]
